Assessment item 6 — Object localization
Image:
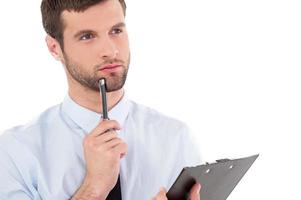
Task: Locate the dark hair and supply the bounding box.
[41,0,126,48]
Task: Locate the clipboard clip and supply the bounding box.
[205,158,231,166]
[216,158,231,163]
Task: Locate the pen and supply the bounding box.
[98,78,109,120]
[99,79,124,159]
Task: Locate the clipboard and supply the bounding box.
[167,154,259,200]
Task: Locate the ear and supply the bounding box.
[45,35,64,61]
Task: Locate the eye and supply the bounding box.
[79,33,95,41]
[110,28,123,35]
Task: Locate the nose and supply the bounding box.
[98,36,118,60]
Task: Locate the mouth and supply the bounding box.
[99,64,123,73]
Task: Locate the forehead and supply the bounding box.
[61,0,124,34]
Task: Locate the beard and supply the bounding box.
[63,53,130,93]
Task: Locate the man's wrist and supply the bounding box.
[71,177,109,200]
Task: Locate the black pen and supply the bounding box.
[98,78,109,120]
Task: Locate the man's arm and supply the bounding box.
[71,177,108,200]
[71,120,128,200]
[0,136,35,200]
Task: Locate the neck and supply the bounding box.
[68,83,124,114]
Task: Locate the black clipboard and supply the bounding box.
[167,154,259,200]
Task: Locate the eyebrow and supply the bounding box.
[73,22,126,39]
[111,22,126,30]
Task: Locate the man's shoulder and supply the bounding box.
[0,104,62,192]
[128,100,189,133]
[0,103,61,151]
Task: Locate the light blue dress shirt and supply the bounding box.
[0,94,201,200]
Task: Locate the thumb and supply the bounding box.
[189,183,201,200]
[152,187,167,200]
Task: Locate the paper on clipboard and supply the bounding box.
[167,154,259,200]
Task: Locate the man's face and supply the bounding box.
[60,0,130,92]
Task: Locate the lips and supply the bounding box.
[98,63,123,73]
[99,64,122,70]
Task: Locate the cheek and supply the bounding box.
[64,42,96,66]
[117,36,130,57]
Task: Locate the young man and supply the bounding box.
[0,0,201,199]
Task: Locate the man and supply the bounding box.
[0,0,201,199]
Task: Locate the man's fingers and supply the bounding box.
[152,187,167,200]
[112,142,128,156]
[105,137,125,149]
[90,120,121,136]
[189,183,201,200]
[159,187,167,194]
[84,130,118,148]
[99,130,118,143]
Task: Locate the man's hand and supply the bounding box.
[152,183,201,200]
[72,120,128,200]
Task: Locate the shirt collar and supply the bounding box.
[61,93,130,133]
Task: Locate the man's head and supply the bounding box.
[41,0,130,92]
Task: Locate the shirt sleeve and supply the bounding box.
[166,123,202,190]
[0,131,42,200]
[179,123,202,167]
[0,147,33,200]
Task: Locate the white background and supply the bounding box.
[0,0,300,199]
